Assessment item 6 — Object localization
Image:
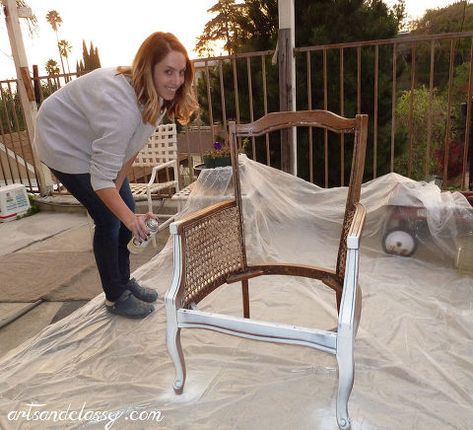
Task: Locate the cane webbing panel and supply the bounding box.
[335,123,367,284]
[336,204,356,283]
[180,204,244,308]
[134,123,177,167]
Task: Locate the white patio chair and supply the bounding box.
[165,110,368,429]
[129,123,180,233]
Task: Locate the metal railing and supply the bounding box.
[190,32,473,190]
[189,50,277,166]
[294,31,473,189]
[0,72,74,192]
[2,31,473,193]
[0,77,38,190]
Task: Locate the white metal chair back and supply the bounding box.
[129,123,180,240]
[134,123,177,167]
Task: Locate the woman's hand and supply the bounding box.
[96,187,159,242]
[125,212,158,242]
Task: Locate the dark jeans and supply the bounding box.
[50,169,134,301]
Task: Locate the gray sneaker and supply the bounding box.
[126,278,158,303]
[106,290,154,319]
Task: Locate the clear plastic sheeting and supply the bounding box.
[1,156,473,430]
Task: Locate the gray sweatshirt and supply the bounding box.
[35,67,165,190]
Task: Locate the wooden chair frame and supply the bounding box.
[165,110,368,430]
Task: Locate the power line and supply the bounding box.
[0,47,13,60]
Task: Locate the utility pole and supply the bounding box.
[4,0,53,195]
[278,0,297,175]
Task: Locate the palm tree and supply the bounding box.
[44,59,60,97]
[45,59,60,76]
[45,10,66,78]
[58,39,72,76]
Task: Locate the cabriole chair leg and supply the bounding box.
[336,338,354,430]
[166,323,186,394]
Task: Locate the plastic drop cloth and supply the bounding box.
[1,155,473,430]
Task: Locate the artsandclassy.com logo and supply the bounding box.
[7,402,164,429]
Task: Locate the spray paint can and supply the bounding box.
[127,218,159,254]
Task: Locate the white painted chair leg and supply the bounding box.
[354,286,362,336]
[166,323,186,394]
[336,335,354,430]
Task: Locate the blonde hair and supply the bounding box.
[118,32,198,125]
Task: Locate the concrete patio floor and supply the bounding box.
[0,198,172,359]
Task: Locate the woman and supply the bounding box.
[35,32,198,319]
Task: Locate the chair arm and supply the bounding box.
[338,203,366,334]
[170,200,236,235]
[147,160,178,186]
[346,203,366,250]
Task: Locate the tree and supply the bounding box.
[408,2,473,183]
[196,0,279,124]
[0,87,25,132]
[295,0,403,46]
[196,0,406,183]
[410,1,473,34]
[76,40,101,76]
[45,9,62,35]
[195,0,245,56]
[409,1,473,87]
[43,59,60,96]
[45,10,66,77]
[57,39,72,76]
[35,60,59,104]
[45,59,60,76]
[234,0,278,52]
[394,87,447,180]
[196,0,277,56]
[294,0,406,182]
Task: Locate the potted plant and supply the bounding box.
[202,141,232,168]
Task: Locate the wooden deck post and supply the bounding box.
[278,0,297,175]
[4,0,53,195]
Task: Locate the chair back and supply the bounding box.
[174,200,245,308]
[134,123,178,167]
[228,110,368,285]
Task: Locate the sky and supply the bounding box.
[0,0,461,80]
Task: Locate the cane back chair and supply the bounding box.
[165,110,368,429]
